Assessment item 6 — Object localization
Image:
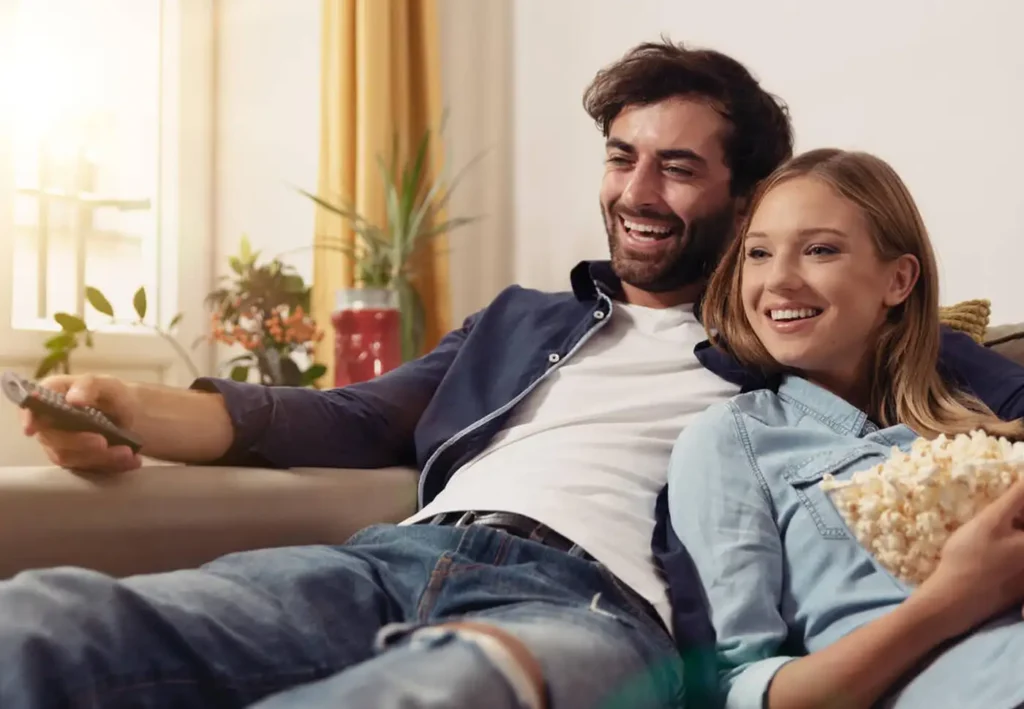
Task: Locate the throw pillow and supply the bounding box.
[939,299,990,343]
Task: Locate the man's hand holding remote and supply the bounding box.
[22,374,235,472]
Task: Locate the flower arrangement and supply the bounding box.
[822,430,1024,586]
[204,236,327,387]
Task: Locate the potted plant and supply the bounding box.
[297,122,481,367]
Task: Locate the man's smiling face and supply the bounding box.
[600,96,739,306]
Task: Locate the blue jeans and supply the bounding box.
[0,522,685,708]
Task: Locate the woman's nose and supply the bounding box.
[765,258,803,292]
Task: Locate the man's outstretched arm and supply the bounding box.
[192,316,475,470]
[24,313,478,473]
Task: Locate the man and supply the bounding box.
[8,38,1020,709]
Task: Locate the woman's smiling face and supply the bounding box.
[740,175,913,393]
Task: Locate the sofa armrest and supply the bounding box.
[0,464,419,578]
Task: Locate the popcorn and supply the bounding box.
[821,430,1024,586]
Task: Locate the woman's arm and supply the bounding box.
[671,403,1024,709]
[668,403,795,709]
[764,588,959,709]
[767,475,1024,709]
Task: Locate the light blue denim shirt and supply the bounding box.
[668,375,1024,709]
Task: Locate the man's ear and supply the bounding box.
[735,193,753,219]
[884,254,920,307]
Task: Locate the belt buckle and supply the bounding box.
[455,511,478,527]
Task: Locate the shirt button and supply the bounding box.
[548,353,561,364]
[593,310,606,320]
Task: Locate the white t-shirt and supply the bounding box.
[402,301,739,631]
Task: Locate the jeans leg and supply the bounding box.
[0,540,406,709]
[247,597,684,709]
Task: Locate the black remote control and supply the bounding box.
[2,371,142,453]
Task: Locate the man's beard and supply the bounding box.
[603,202,736,294]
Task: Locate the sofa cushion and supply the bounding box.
[985,322,1024,367]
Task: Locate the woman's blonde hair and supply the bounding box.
[701,148,1024,439]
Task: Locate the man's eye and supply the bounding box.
[606,155,630,166]
[666,166,695,177]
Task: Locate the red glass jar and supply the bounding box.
[331,288,402,387]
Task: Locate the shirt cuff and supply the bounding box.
[189,376,274,466]
[725,656,796,709]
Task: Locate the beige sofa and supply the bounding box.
[2,322,1023,579]
[0,463,419,578]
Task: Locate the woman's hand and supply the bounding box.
[914,477,1024,637]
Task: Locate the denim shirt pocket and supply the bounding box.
[779,445,879,540]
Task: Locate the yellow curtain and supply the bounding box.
[311,0,450,386]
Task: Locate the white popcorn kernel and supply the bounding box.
[821,429,1024,586]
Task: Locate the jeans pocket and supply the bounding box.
[590,564,667,636]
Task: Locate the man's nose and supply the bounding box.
[620,160,661,208]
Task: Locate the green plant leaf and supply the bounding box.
[133,286,147,321]
[239,234,252,262]
[301,363,327,387]
[84,287,114,317]
[54,312,87,333]
[394,275,426,362]
[294,187,390,249]
[44,333,75,351]
[35,350,67,379]
[230,365,249,382]
[168,312,183,330]
[225,353,255,366]
[412,216,480,249]
[402,177,451,262]
[282,275,305,294]
[403,128,431,220]
[229,257,244,274]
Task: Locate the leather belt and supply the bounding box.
[420,510,595,560]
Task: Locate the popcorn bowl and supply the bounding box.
[820,431,1024,586]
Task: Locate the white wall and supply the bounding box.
[215,0,321,285]
[513,0,1024,325]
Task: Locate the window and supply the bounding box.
[0,0,214,384]
[11,0,162,331]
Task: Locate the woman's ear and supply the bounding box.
[884,254,920,307]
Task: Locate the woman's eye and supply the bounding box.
[746,247,769,260]
[807,244,839,256]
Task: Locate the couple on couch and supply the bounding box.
[11,38,1024,709]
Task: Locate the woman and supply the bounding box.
[668,148,1024,709]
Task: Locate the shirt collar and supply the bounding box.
[776,375,871,435]
[569,260,623,301]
